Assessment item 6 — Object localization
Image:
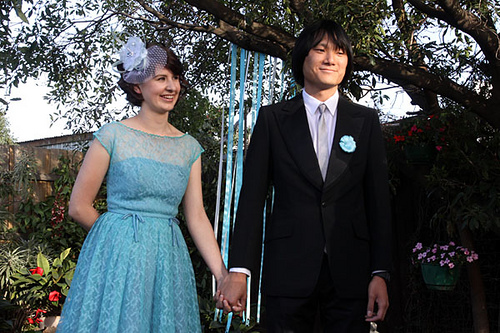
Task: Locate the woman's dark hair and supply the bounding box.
[118,44,189,107]
[291,20,353,87]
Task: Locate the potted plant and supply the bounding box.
[411,241,478,290]
[388,114,447,164]
[9,248,75,329]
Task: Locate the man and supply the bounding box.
[218,19,392,332]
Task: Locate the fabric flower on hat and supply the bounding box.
[119,36,148,72]
[113,36,169,84]
[339,135,356,153]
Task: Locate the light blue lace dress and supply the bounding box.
[57,122,204,333]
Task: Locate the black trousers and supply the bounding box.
[265,255,370,333]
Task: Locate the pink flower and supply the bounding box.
[448,263,455,269]
[436,146,443,151]
[29,267,44,276]
[48,291,61,302]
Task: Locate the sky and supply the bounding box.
[6,79,71,142]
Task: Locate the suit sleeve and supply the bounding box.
[365,111,392,272]
[229,107,272,274]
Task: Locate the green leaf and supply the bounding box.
[14,6,29,24]
[60,248,71,261]
[37,253,50,276]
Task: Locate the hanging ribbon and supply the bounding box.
[232,48,247,225]
[215,44,288,329]
[215,43,238,324]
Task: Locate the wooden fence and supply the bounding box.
[0,145,84,211]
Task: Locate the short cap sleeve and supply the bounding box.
[93,122,119,156]
[187,135,204,166]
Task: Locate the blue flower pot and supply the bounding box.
[421,263,461,291]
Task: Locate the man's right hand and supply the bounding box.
[215,272,247,314]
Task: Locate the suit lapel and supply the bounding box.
[324,97,365,190]
[275,95,324,190]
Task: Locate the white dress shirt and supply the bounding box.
[302,89,339,160]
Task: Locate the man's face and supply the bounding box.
[302,36,348,98]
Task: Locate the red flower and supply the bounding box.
[48,290,61,302]
[29,267,44,276]
[27,317,35,324]
[35,317,43,323]
[35,309,47,317]
[393,135,405,143]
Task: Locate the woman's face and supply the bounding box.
[134,67,181,113]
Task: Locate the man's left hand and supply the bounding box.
[365,275,389,322]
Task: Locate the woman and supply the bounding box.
[57,37,227,332]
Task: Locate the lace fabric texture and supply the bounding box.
[57,122,204,333]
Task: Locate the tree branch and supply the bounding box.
[354,55,500,127]
[408,0,500,75]
[289,0,314,25]
[183,0,296,49]
[392,0,441,114]
[437,0,500,67]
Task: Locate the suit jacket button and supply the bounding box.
[321,202,326,207]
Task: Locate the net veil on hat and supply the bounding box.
[113,37,169,84]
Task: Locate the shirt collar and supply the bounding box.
[302,90,339,117]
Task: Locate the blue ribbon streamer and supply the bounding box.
[216,46,285,327]
[221,44,238,266]
[217,44,238,324]
[255,53,265,122]
[233,48,246,225]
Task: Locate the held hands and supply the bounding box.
[365,275,389,322]
[214,272,247,314]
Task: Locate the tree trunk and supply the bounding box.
[459,226,490,333]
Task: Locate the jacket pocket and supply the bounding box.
[351,215,370,241]
[265,220,293,243]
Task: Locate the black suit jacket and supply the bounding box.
[229,94,392,299]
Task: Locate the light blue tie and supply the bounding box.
[317,104,329,180]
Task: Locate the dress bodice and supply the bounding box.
[93,122,204,218]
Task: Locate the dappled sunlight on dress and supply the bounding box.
[57,122,204,333]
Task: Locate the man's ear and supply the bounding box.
[133,85,141,94]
